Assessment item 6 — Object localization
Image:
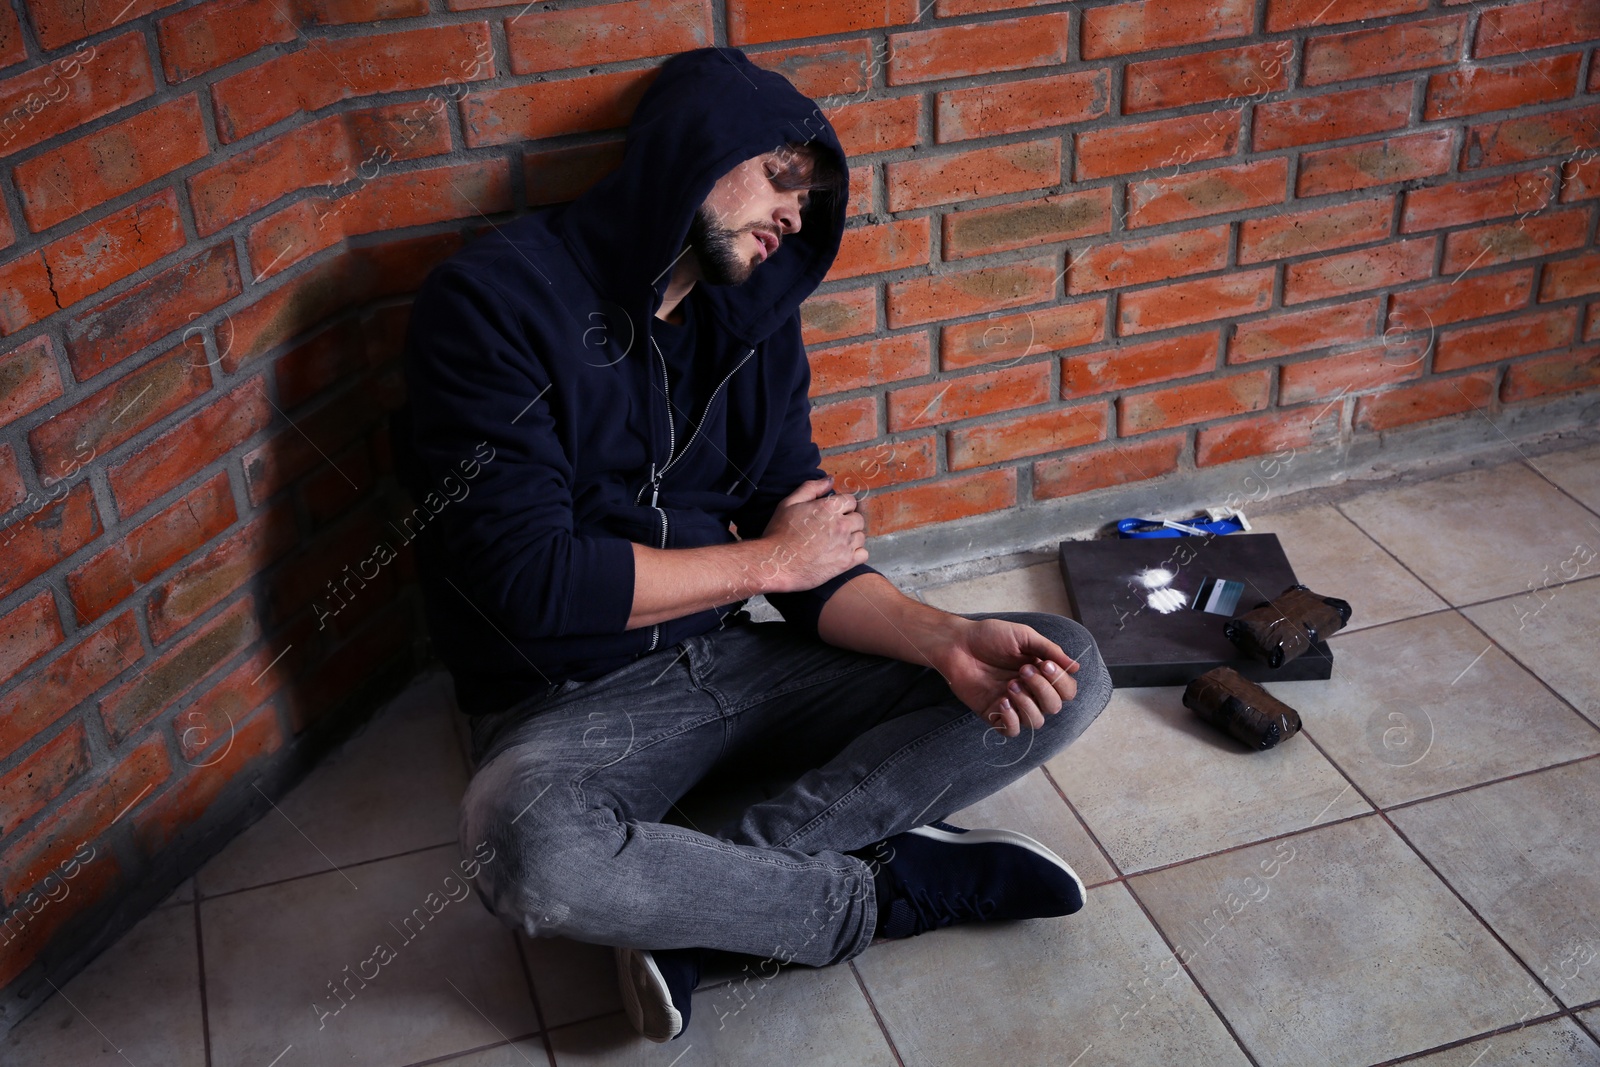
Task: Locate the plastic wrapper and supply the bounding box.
[1183,667,1303,750]
[1224,584,1353,668]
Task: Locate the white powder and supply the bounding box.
[1135,567,1175,589]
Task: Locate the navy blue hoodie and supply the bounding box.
[394,47,881,716]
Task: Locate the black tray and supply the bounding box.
[1058,532,1334,687]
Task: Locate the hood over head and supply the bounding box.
[556,47,849,347]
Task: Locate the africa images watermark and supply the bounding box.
[0,44,98,148]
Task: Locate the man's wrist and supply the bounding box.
[729,536,793,598]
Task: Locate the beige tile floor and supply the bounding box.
[6,443,1600,1066]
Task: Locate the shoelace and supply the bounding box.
[902,888,1000,936]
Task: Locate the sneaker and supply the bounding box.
[615,945,701,1042]
[866,820,1087,940]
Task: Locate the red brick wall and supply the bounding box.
[1,0,1598,1010]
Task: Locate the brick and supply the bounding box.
[298,440,374,529]
[821,434,935,491]
[942,189,1111,260]
[0,850,120,986]
[1067,225,1228,295]
[748,40,875,98]
[0,335,63,430]
[1081,0,1253,59]
[0,486,101,600]
[0,444,23,510]
[887,256,1056,329]
[1387,270,1534,335]
[147,508,297,644]
[0,2,24,67]
[224,235,461,363]
[935,69,1108,142]
[24,0,180,48]
[801,287,877,345]
[273,320,368,409]
[811,395,878,449]
[1588,305,1600,344]
[507,0,710,74]
[248,158,511,280]
[1118,371,1270,434]
[0,190,185,335]
[858,467,1014,536]
[1426,54,1581,121]
[1197,405,1342,467]
[1117,270,1274,335]
[29,348,210,489]
[66,473,237,624]
[155,0,298,82]
[1540,253,1600,302]
[1265,0,1426,31]
[1252,83,1412,153]
[1239,198,1393,265]
[949,403,1104,470]
[847,164,872,217]
[0,205,12,249]
[213,22,494,142]
[886,139,1059,213]
[241,383,384,505]
[14,96,207,233]
[826,218,930,282]
[935,0,1055,14]
[1401,169,1556,233]
[263,503,390,627]
[1,735,166,907]
[190,103,454,236]
[62,245,240,384]
[1441,209,1589,273]
[1473,0,1600,59]
[1304,16,1466,87]
[1433,307,1579,372]
[0,721,89,838]
[1279,341,1427,404]
[170,629,302,762]
[808,334,930,397]
[524,139,624,206]
[1502,348,1600,402]
[1297,131,1454,198]
[1127,158,1288,229]
[728,0,915,46]
[1561,157,1600,204]
[107,376,274,516]
[1285,238,1436,305]
[1125,42,1291,115]
[888,14,1068,86]
[1033,434,1184,498]
[1062,330,1218,397]
[291,601,416,731]
[1074,110,1239,181]
[0,590,61,687]
[0,34,153,159]
[1463,103,1600,170]
[1356,371,1498,431]
[135,699,284,853]
[98,596,259,744]
[825,95,920,157]
[1229,298,1380,364]
[0,613,139,763]
[941,299,1106,369]
[888,363,1051,432]
[462,66,656,148]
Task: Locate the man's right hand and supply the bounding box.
[756,476,869,594]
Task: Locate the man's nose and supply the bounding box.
[775,197,803,235]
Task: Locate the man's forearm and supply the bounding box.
[815,571,969,671]
[627,539,776,629]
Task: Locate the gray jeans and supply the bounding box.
[458,610,1112,968]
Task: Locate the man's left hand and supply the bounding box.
[933,618,1080,738]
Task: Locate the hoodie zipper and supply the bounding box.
[638,339,758,651]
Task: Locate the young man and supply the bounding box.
[395,47,1113,1042]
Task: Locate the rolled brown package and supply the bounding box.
[1224,584,1353,668]
[1183,667,1304,750]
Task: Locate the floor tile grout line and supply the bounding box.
[1519,453,1600,526]
[394,1030,545,1067]
[1377,751,1600,816]
[848,959,909,1067]
[1365,1006,1587,1066]
[509,931,560,1067]
[1451,610,1600,739]
[193,892,213,1067]
[1117,877,1264,1067]
[194,837,464,903]
[1330,497,1459,609]
[1039,762,1126,880]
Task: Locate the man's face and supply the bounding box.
[686,148,815,286]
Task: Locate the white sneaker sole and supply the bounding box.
[906,824,1087,907]
[615,946,682,1043]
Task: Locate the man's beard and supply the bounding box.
[685,205,759,287]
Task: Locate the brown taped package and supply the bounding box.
[1183,667,1304,750]
[1224,584,1353,669]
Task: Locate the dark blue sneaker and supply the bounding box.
[616,945,701,1042]
[867,821,1087,940]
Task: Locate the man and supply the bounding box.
[395,46,1113,1042]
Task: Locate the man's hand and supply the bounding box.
[757,476,868,594]
[933,618,1081,738]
